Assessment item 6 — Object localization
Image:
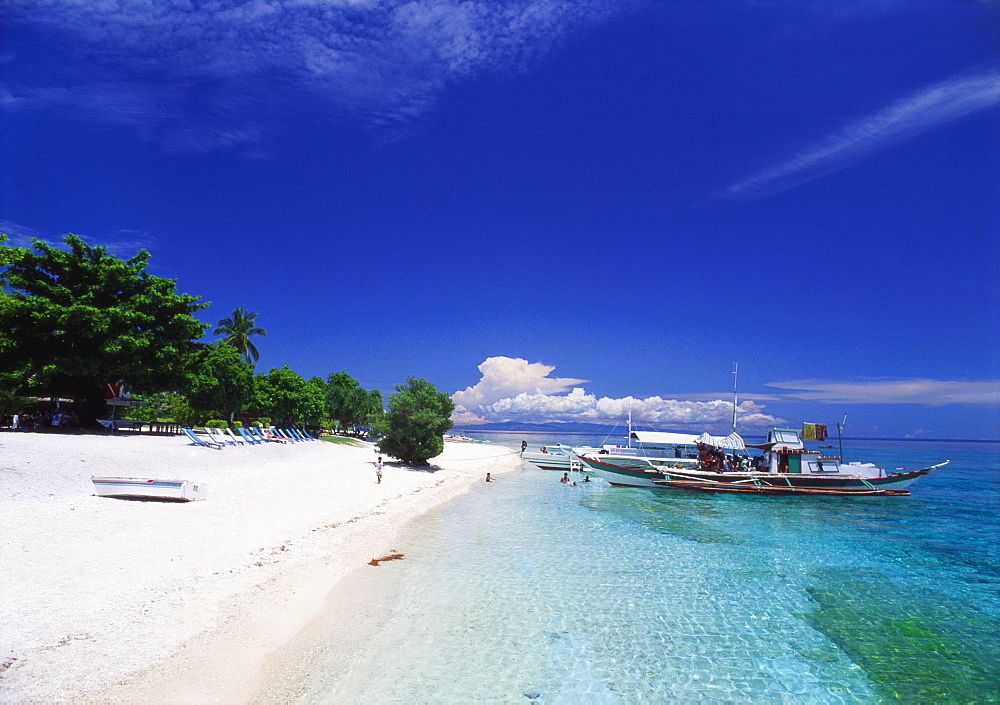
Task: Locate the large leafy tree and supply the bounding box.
[253,366,326,426]
[184,342,256,422]
[325,370,383,435]
[0,233,207,402]
[214,306,267,364]
[373,377,454,465]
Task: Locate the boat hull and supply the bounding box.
[91,477,207,501]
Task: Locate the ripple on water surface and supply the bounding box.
[265,442,999,702]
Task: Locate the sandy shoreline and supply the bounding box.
[0,432,520,702]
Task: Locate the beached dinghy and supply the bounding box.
[91,477,208,501]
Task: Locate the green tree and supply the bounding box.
[0,233,207,404]
[373,377,454,465]
[253,366,326,427]
[184,342,256,422]
[214,306,267,364]
[325,370,383,435]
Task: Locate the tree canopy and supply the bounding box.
[184,342,256,422]
[373,376,454,465]
[325,370,383,434]
[0,233,207,400]
[214,306,266,364]
[253,366,326,427]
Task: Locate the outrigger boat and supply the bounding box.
[579,426,947,496]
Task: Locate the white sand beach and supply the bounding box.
[0,432,519,702]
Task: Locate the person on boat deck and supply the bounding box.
[540,446,548,454]
[560,473,570,483]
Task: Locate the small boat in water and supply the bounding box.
[521,445,594,472]
[580,426,947,496]
[91,476,208,501]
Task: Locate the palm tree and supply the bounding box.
[214,306,267,364]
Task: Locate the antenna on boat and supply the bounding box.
[731,363,739,433]
[837,414,847,459]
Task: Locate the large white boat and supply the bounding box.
[520,418,703,474]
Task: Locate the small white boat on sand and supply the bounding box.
[91,476,208,501]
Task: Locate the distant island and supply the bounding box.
[453,422,999,444]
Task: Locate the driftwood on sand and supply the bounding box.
[368,552,405,566]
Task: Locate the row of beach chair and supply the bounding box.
[182,426,317,450]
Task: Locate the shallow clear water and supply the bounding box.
[271,435,999,703]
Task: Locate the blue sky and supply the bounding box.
[2,1,998,439]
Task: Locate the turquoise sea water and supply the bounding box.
[270,434,999,703]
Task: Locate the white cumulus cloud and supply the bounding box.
[451,356,782,429]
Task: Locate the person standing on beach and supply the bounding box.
[520,440,527,456]
[375,456,383,484]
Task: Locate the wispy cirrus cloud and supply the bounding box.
[1,0,638,151]
[728,69,1000,199]
[452,356,782,430]
[0,222,157,257]
[766,378,1000,406]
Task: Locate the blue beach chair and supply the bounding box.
[257,426,288,443]
[237,427,261,445]
[183,428,224,450]
[250,426,276,443]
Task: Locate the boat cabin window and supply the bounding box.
[806,459,837,473]
[771,429,799,444]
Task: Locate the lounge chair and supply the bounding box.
[288,428,306,441]
[298,428,317,440]
[222,427,245,445]
[237,427,261,445]
[280,428,301,441]
[257,426,288,443]
[205,428,235,446]
[249,427,274,443]
[183,428,224,450]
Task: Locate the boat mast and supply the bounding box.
[731,363,739,433]
[837,414,847,459]
[627,400,633,449]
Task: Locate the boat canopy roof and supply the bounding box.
[629,430,700,446]
[695,431,747,450]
